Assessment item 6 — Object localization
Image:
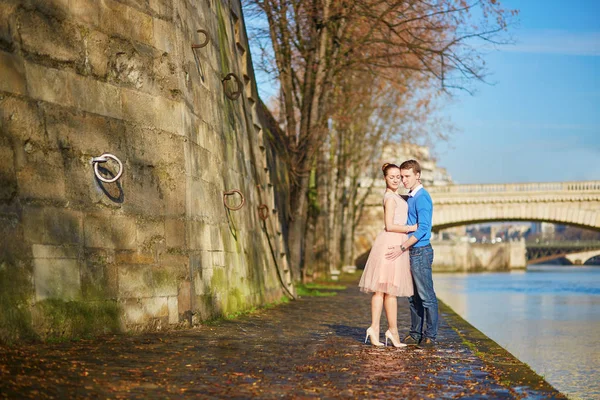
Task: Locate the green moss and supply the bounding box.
[152,268,173,287]
[0,262,37,343]
[206,295,290,323]
[225,287,243,314]
[210,267,227,291]
[33,299,122,341]
[296,284,339,297]
[215,0,237,135]
[304,283,346,290]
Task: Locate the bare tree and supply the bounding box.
[243,0,517,279]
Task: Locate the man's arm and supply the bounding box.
[411,194,432,242]
[385,194,432,260]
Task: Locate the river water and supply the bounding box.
[433,266,600,400]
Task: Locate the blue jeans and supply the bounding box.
[408,245,438,341]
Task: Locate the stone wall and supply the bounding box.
[431,240,526,272]
[0,0,292,342]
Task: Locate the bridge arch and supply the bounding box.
[354,181,600,257]
[430,181,600,232]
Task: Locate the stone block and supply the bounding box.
[0,95,45,145]
[167,296,178,324]
[140,296,169,318]
[155,55,183,101]
[22,206,83,245]
[120,164,166,216]
[84,214,137,249]
[82,247,118,298]
[0,3,18,51]
[32,244,79,259]
[115,251,155,265]
[85,30,110,77]
[0,212,27,262]
[100,0,153,45]
[18,9,82,64]
[149,0,174,20]
[212,251,225,267]
[121,87,157,127]
[25,62,74,107]
[107,50,149,91]
[152,17,177,54]
[193,265,211,296]
[124,126,185,167]
[188,179,221,221]
[177,280,191,314]
[43,103,122,157]
[164,175,185,217]
[0,137,16,202]
[23,0,70,20]
[187,220,212,250]
[152,266,178,296]
[70,73,123,119]
[121,298,143,324]
[118,265,154,297]
[136,218,165,248]
[154,96,186,135]
[0,50,26,95]
[16,151,67,202]
[165,218,185,248]
[69,0,101,26]
[33,258,81,301]
[210,225,225,251]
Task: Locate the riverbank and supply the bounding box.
[0,273,565,399]
[434,268,600,399]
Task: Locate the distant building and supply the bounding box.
[381,142,453,186]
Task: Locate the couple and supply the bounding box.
[358,160,438,348]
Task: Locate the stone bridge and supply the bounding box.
[354,180,600,259]
[428,181,600,231]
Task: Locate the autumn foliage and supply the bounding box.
[244,0,517,279]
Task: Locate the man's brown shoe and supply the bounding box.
[417,338,436,348]
[402,335,419,345]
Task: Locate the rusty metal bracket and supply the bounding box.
[223,189,245,211]
[221,73,242,100]
[191,29,210,49]
[257,204,269,221]
[191,30,210,81]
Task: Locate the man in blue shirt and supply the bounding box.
[386,159,438,348]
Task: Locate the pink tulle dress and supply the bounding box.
[358,192,414,297]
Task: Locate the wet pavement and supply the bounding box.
[0,275,566,399]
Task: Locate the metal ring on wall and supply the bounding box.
[223,189,245,211]
[92,153,123,183]
[257,204,269,220]
[191,29,210,49]
[221,73,242,100]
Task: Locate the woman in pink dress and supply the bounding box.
[358,163,416,347]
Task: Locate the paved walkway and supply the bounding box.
[1,277,565,399]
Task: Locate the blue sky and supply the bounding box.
[435,0,600,184]
[249,1,600,185]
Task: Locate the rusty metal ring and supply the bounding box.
[221,73,242,100]
[257,204,269,221]
[223,189,245,211]
[192,29,210,49]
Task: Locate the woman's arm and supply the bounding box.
[384,198,417,233]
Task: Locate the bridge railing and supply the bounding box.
[428,181,600,194]
[525,240,600,249]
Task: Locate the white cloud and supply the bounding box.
[501,30,600,56]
